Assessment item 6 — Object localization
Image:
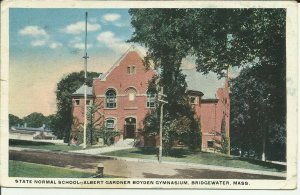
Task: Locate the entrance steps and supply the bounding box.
[113,138,135,147]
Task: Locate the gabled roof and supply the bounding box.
[72,85,93,96]
[182,69,225,99]
[100,45,145,81]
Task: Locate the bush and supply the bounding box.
[99,128,119,145]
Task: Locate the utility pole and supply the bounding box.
[83,12,89,149]
[158,87,168,163]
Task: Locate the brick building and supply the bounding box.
[71,48,230,150]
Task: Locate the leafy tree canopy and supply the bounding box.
[9,114,23,128]
[23,112,47,128]
[129,8,285,76]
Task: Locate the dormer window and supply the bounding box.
[127,65,136,74]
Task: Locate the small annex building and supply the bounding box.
[71,47,230,150]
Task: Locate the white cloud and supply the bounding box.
[102,13,121,22]
[61,21,101,34]
[18,25,64,49]
[31,39,47,47]
[19,26,48,37]
[97,31,130,53]
[49,42,63,49]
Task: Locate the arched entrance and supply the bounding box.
[124,117,136,139]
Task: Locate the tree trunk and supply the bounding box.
[261,134,266,161]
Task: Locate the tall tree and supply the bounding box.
[54,71,99,142]
[9,114,23,128]
[129,8,286,160]
[23,112,47,128]
[231,64,286,161]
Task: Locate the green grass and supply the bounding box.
[9,160,94,178]
[103,147,286,173]
[9,139,82,151]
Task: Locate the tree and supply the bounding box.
[9,114,23,128]
[129,9,285,76]
[54,71,99,142]
[72,100,119,146]
[129,9,286,160]
[143,77,201,155]
[230,65,286,161]
[220,117,229,154]
[23,112,47,128]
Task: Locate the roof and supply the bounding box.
[72,85,93,96]
[182,69,225,99]
[100,45,146,81]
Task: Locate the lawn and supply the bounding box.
[103,147,286,173]
[10,139,82,151]
[9,160,94,178]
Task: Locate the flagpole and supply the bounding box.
[83,12,88,149]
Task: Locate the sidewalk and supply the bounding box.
[69,145,133,155]
[69,139,135,155]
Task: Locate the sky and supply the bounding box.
[9,8,239,118]
[9,8,137,117]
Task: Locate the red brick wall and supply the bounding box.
[200,84,230,150]
[93,51,156,139]
[71,97,93,124]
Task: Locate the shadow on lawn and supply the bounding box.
[227,157,286,172]
[9,139,55,146]
[131,147,286,172]
[143,168,285,179]
[130,147,196,158]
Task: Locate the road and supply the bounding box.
[9,149,285,179]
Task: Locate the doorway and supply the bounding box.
[124,117,136,139]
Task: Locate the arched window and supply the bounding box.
[147,91,156,108]
[105,89,116,108]
[126,87,137,101]
[105,118,116,130]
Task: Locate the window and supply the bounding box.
[74,99,80,106]
[105,89,117,108]
[147,91,156,108]
[86,100,92,106]
[190,96,197,104]
[127,65,136,74]
[127,66,131,74]
[105,118,116,130]
[207,140,214,148]
[126,88,137,101]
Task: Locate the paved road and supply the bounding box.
[9,149,285,179]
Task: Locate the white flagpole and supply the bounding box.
[83,12,88,149]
